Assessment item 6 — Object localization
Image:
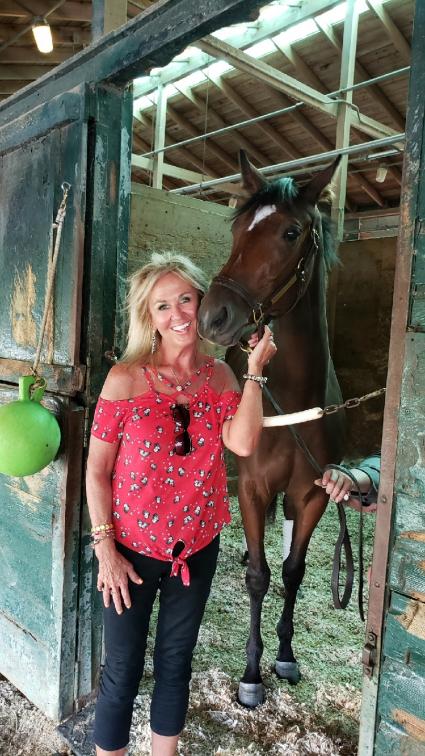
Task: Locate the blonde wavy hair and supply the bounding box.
[121,251,209,364]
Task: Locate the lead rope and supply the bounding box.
[324,465,366,621]
[31,182,71,388]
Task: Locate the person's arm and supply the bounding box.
[222,325,277,456]
[86,366,143,614]
[314,467,374,503]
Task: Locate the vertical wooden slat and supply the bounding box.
[359,1,425,752]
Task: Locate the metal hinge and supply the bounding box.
[83,406,90,448]
[362,631,378,677]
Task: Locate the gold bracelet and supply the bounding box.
[91,522,114,534]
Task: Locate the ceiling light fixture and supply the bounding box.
[32,20,53,54]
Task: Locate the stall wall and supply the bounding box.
[129,184,233,279]
[129,187,396,460]
[333,237,397,459]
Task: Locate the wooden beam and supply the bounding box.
[174,80,270,166]
[195,35,399,142]
[272,39,326,93]
[0,25,91,46]
[133,0,341,97]
[196,35,338,117]
[0,0,268,123]
[366,0,411,64]
[204,70,300,160]
[167,102,239,173]
[134,115,221,181]
[132,152,244,195]
[0,47,71,65]
[314,15,405,131]
[0,1,92,23]
[0,64,50,79]
[0,79,32,93]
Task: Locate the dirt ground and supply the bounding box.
[0,499,371,755]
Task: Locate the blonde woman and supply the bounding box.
[86,252,276,756]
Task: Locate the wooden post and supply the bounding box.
[92,0,128,41]
[328,0,359,347]
[152,84,168,190]
[359,0,425,752]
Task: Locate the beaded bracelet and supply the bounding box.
[91,531,115,549]
[243,373,268,387]
[91,522,114,534]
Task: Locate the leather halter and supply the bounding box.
[212,220,320,335]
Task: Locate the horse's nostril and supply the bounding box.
[211,306,228,332]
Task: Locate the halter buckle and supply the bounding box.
[252,303,264,326]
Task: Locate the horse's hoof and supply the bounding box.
[275,660,301,684]
[237,681,265,707]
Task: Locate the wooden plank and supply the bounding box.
[0,386,84,719]
[0,86,83,152]
[0,359,85,395]
[358,1,425,752]
[376,658,425,747]
[382,593,425,667]
[0,0,267,124]
[0,112,87,369]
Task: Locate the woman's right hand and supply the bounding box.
[95,539,143,614]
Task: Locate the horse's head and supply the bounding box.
[198,151,340,346]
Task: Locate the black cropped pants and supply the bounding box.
[94,536,219,751]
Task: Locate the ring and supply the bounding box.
[343,493,350,501]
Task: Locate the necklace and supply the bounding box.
[156,361,204,393]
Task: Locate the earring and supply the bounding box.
[151,329,158,354]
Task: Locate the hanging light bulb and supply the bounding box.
[32,20,53,54]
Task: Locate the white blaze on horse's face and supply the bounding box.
[247,204,277,232]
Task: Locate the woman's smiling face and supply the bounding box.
[148,272,200,347]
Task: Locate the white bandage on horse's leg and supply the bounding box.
[283,519,294,561]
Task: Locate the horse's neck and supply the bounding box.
[271,257,332,398]
[276,257,329,353]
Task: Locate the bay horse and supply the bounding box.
[197,151,345,707]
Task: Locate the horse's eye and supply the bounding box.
[284,227,301,242]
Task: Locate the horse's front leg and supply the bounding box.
[276,489,328,684]
[238,484,271,708]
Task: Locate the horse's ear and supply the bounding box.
[300,157,341,205]
[239,150,267,195]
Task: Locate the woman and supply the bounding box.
[86,251,276,756]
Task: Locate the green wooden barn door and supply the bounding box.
[0,81,132,721]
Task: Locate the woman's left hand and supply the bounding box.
[247,325,277,373]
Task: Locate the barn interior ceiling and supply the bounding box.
[0,0,413,214]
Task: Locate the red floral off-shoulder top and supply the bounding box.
[91,359,240,585]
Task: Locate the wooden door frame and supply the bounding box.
[358,1,424,752]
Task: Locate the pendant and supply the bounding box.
[176,385,183,392]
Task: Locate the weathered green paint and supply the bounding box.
[358,2,425,752]
[0,0,268,724]
[0,386,84,719]
[73,83,134,704]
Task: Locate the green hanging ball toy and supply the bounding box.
[0,375,61,477]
